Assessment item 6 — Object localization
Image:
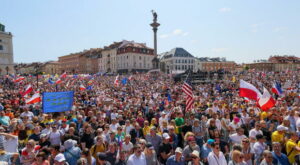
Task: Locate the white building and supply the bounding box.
[0,23,14,75]
[98,40,155,73]
[159,48,196,74]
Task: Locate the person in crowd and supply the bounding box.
[183,136,201,162]
[271,142,290,165]
[166,147,185,165]
[158,133,173,164]
[144,143,159,165]
[253,134,268,165]
[260,150,274,165]
[145,126,162,153]
[127,144,147,165]
[63,139,81,165]
[228,150,247,165]
[200,139,214,165]
[207,142,227,165]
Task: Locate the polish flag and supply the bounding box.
[258,87,276,111]
[60,72,67,79]
[271,82,283,96]
[114,75,119,86]
[14,77,25,83]
[79,84,86,91]
[26,92,41,104]
[239,79,262,100]
[22,84,33,97]
[128,75,133,81]
[55,79,62,84]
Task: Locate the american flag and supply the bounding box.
[182,74,194,111]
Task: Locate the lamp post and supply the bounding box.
[5,66,9,75]
[35,63,40,88]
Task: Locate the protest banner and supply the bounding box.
[43,91,74,113]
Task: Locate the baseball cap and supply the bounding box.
[162,133,170,139]
[97,153,107,160]
[277,125,288,131]
[191,150,200,158]
[187,136,195,142]
[207,139,215,145]
[54,153,66,162]
[145,143,154,150]
[175,147,183,153]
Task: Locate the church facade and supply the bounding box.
[0,23,14,75]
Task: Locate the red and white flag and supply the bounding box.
[60,72,67,79]
[239,80,262,100]
[55,79,62,84]
[14,77,25,83]
[182,75,194,111]
[79,84,86,91]
[22,84,33,97]
[128,75,133,81]
[114,75,119,86]
[26,92,41,104]
[258,87,276,111]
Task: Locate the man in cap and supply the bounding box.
[158,133,173,164]
[200,139,214,165]
[54,153,67,165]
[183,136,200,162]
[97,153,111,165]
[166,147,185,165]
[271,125,288,144]
[145,126,162,153]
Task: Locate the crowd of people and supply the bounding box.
[0,70,299,165]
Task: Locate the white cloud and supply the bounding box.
[173,29,183,35]
[219,7,231,12]
[160,29,189,39]
[182,32,189,36]
[159,34,169,39]
[211,48,228,53]
[250,23,264,33]
[273,27,286,32]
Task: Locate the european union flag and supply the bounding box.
[48,78,55,84]
[43,91,74,113]
[87,86,93,90]
[121,78,128,85]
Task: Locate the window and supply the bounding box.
[0,45,3,50]
[139,56,141,60]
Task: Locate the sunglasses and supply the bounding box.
[242,141,249,143]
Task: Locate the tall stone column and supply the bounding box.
[150,10,160,69]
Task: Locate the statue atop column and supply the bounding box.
[151,10,158,22]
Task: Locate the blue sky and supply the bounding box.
[1,0,299,64]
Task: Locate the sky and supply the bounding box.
[1,0,300,64]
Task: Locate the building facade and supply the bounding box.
[98,40,155,73]
[40,61,60,74]
[196,57,236,71]
[159,48,196,74]
[269,56,300,72]
[244,62,274,72]
[0,23,14,75]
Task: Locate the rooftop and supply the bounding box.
[160,47,194,60]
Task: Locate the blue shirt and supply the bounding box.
[166,155,185,165]
[200,144,212,159]
[272,152,290,165]
[64,147,81,165]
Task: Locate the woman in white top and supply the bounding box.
[207,142,227,165]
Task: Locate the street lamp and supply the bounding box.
[5,66,9,75]
[35,63,40,88]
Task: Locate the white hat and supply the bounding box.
[191,150,200,158]
[277,125,288,131]
[162,133,170,139]
[175,147,183,153]
[54,153,66,162]
[161,111,166,115]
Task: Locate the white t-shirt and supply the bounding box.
[127,153,147,165]
[207,151,227,165]
[20,111,34,120]
[249,129,263,139]
[122,142,133,152]
[48,131,62,145]
[110,123,120,132]
[229,133,247,145]
[4,137,18,153]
